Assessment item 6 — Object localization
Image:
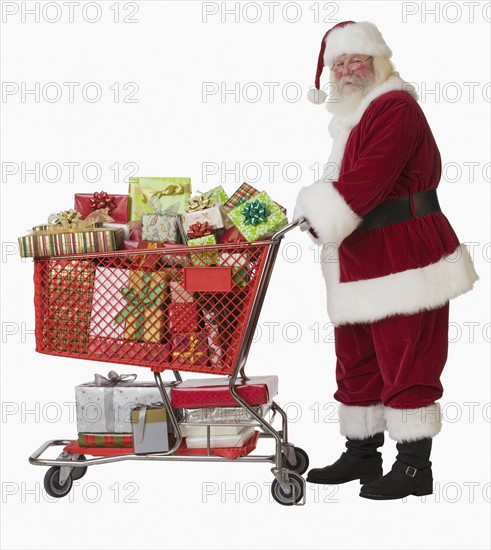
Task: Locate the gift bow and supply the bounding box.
[241,200,271,226]
[49,209,83,226]
[187,221,214,239]
[93,370,137,386]
[41,208,114,235]
[172,333,206,364]
[114,273,167,338]
[90,192,117,215]
[142,183,185,204]
[186,192,215,212]
[146,197,180,217]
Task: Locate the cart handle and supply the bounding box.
[270,217,305,241]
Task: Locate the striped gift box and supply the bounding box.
[18,227,124,258]
[78,433,133,448]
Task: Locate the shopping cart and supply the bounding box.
[28,219,309,506]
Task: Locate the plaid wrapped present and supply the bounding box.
[78,433,133,448]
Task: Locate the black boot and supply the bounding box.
[307,432,384,485]
[360,437,433,500]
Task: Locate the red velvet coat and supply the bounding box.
[296,76,478,326]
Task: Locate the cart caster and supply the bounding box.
[283,447,309,476]
[43,467,73,498]
[70,455,88,480]
[271,472,304,506]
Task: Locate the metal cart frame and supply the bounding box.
[29,219,308,505]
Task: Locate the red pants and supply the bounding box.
[334,303,449,409]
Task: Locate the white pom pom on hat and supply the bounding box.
[308,20,393,105]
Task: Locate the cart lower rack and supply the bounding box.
[29,219,309,505]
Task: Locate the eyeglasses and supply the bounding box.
[330,56,372,73]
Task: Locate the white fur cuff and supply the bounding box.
[295,179,362,245]
[385,403,442,442]
[339,403,386,439]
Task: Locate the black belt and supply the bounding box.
[354,190,441,233]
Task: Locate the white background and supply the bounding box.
[1,1,490,549]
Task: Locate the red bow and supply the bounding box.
[187,221,214,239]
[90,192,116,214]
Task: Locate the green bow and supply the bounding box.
[241,200,271,226]
[114,273,166,339]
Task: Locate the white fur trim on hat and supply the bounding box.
[339,403,387,439]
[324,21,392,68]
[385,403,442,442]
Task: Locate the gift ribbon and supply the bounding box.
[48,209,82,226]
[171,332,206,364]
[146,198,181,218]
[115,273,167,339]
[187,221,214,239]
[90,192,117,215]
[93,370,138,386]
[142,183,185,204]
[241,200,271,226]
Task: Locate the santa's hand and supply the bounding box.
[293,205,319,239]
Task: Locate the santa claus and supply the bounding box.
[294,21,478,500]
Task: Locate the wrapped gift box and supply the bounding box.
[75,192,129,223]
[129,177,191,220]
[89,267,130,339]
[223,183,287,214]
[170,375,278,408]
[201,306,225,369]
[175,404,271,424]
[131,404,169,454]
[141,213,179,243]
[185,427,255,448]
[181,206,225,237]
[218,226,246,244]
[171,332,209,367]
[39,260,94,355]
[169,280,194,303]
[187,235,219,267]
[168,302,199,333]
[78,433,133,448]
[227,191,288,242]
[19,227,124,258]
[103,223,132,240]
[115,270,167,343]
[75,371,167,433]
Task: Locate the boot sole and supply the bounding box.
[359,484,433,500]
[307,472,382,485]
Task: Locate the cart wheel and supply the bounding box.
[70,455,88,480]
[283,447,309,476]
[271,472,304,506]
[43,467,73,498]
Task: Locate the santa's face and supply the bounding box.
[331,53,374,97]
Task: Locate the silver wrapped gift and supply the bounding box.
[175,403,271,424]
[75,370,171,433]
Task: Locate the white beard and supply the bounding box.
[326,72,377,116]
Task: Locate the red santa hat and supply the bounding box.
[307,21,393,104]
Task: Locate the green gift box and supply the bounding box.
[129,177,191,221]
[205,185,229,205]
[187,234,218,266]
[227,191,288,242]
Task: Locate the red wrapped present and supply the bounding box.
[75,192,129,223]
[170,375,278,408]
[218,226,246,244]
[171,332,209,367]
[168,303,199,333]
